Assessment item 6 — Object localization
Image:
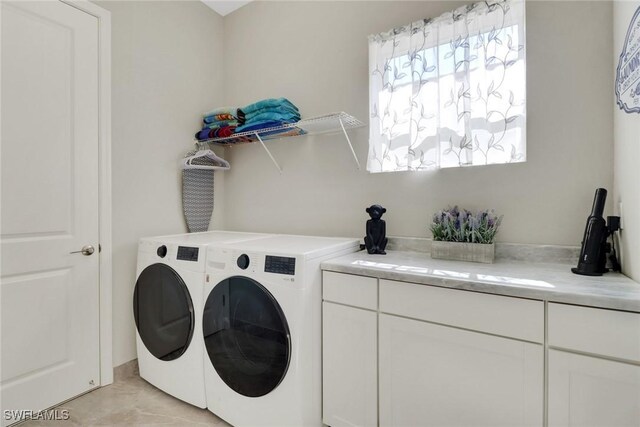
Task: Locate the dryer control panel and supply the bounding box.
[264,255,296,275]
[177,246,199,262]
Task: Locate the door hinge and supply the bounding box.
[99,244,102,253]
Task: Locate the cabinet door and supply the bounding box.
[548,350,640,427]
[379,314,543,427]
[323,302,377,427]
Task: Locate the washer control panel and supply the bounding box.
[264,255,296,275]
[177,246,199,262]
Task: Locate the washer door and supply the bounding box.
[133,263,194,361]
[203,276,291,398]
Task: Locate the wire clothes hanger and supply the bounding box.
[181,142,230,171]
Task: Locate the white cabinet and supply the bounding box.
[323,272,378,427]
[323,271,378,310]
[321,271,640,427]
[380,279,544,342]
[548,303,640,362]
[379,314,543,427]
[548,350,640,427]
[548,303,640,426]
[323,301,378,427]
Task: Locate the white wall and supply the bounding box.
[95,0,623,367]
[94,1,225,366]
[613,0,640,281]
[220,1,614,245]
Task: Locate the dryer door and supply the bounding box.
[203,276,291,397]
[133,263,194,361]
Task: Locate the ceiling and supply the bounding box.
[201,0,252,16]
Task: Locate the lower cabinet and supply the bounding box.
[322,301,378,427]
[548,350,640,427]
[322,272,640,427]
[378,314,543,427]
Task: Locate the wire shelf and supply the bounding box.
[196,112,364,146]
[194,111,365,173]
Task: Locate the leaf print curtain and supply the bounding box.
[367,0,526,173]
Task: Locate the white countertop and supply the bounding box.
[321,250,640,312]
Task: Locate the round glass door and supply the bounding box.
[133,263,194,361]
[203,276,291,398]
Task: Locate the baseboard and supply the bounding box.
[113,359,139,382]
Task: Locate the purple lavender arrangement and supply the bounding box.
[430,206,503,244]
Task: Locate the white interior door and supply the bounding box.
[1,1,100,424]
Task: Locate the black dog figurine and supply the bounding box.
[364,204,388,255]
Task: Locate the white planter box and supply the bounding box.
[430,241,495,264]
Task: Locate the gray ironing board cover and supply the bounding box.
[182,150,215,232]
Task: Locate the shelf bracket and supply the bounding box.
[254,132,283,174]
[338,117,361,170]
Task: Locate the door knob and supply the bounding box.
[70,245,95,256]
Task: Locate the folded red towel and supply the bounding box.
[195,125,237,141]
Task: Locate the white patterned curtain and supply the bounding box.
[368,0,526,173]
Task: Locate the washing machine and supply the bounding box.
[133,230,272,408]
[202,235,360,426]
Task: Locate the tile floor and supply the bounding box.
[20,361,229,427]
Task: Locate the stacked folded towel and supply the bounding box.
[195,98,301,141]
[236,98,300,133]
[195,107,239,141]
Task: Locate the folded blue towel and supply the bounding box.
[244,111,299,124]
[241,98,298,116]
[244,106,299,122]
[236,119,296,133]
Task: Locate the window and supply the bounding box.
[368,0,526,173]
